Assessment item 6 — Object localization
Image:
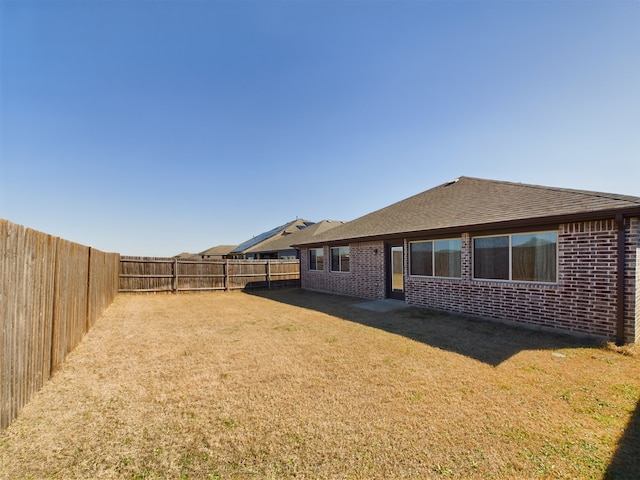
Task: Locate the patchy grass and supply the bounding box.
[605,341,640,358]
[1,289,638,479]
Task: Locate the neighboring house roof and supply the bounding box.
[199,245,237,257]
[245,220,345,254]
[231,219,315,254]
[174,252,201,259]
[295,176,640,246]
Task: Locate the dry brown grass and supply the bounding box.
[1,289,638,479]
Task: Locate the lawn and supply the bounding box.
[0,289,638,479]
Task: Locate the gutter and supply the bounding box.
[616,214,626,345]
[293,210,634,344]
[294,208,640,249]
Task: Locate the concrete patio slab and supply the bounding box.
[351,298,408,313]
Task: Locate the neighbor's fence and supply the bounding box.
[0,219,120,431]
[119,257,300,292]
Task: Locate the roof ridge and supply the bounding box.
[294,176,640,247]
[461,176,640,204]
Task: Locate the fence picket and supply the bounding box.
[119,257,300,292]
[0,219,119,431]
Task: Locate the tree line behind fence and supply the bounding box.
[119,257,300,292]
[0,219,120,431]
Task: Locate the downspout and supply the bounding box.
[616,214,626,345]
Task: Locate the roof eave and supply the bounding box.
[294,207,640,248]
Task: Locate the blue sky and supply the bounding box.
[1,0,638,256]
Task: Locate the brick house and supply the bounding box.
[243,220,344,259]
[197,245,237,260]
[294,177,640,343]
[228,219,316,259]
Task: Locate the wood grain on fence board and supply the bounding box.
[0,218,119,431]
[119,257,300,292]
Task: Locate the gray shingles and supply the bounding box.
[296,177,640,246]
[246,220,344,253]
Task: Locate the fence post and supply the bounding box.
[267,260,271,289]
[117,257,299,293]
[85,247,92,333]
[173,258,178,293]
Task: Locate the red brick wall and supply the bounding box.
[300,217,639,342]
[301,241,385,299]
[405,219,638,341]
[629,218,640,342]
[636,244,640,342]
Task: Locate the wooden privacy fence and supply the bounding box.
[120,257,300,292]
[0,219,120,431]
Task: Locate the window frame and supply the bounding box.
[409,238,462,278]
[330,246,350,273]
[308,248,324,271]
[472,230,558,284]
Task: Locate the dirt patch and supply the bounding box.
[1,289,638,479]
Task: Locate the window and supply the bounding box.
[473,232,557,283]
[512,232,557,282]
[473,236,509,280]
[309,248,324,271]
[410,241,432,276]
[410,239,461,277]
[331,246,350,272]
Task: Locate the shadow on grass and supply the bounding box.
[246,288,601,367]
[604,399,640,480]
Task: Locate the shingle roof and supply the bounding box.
[246,220,344,253]
[198,245,237,257]
[174,252,202,259]
[232,219,315,254]
[296,177,640,246]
